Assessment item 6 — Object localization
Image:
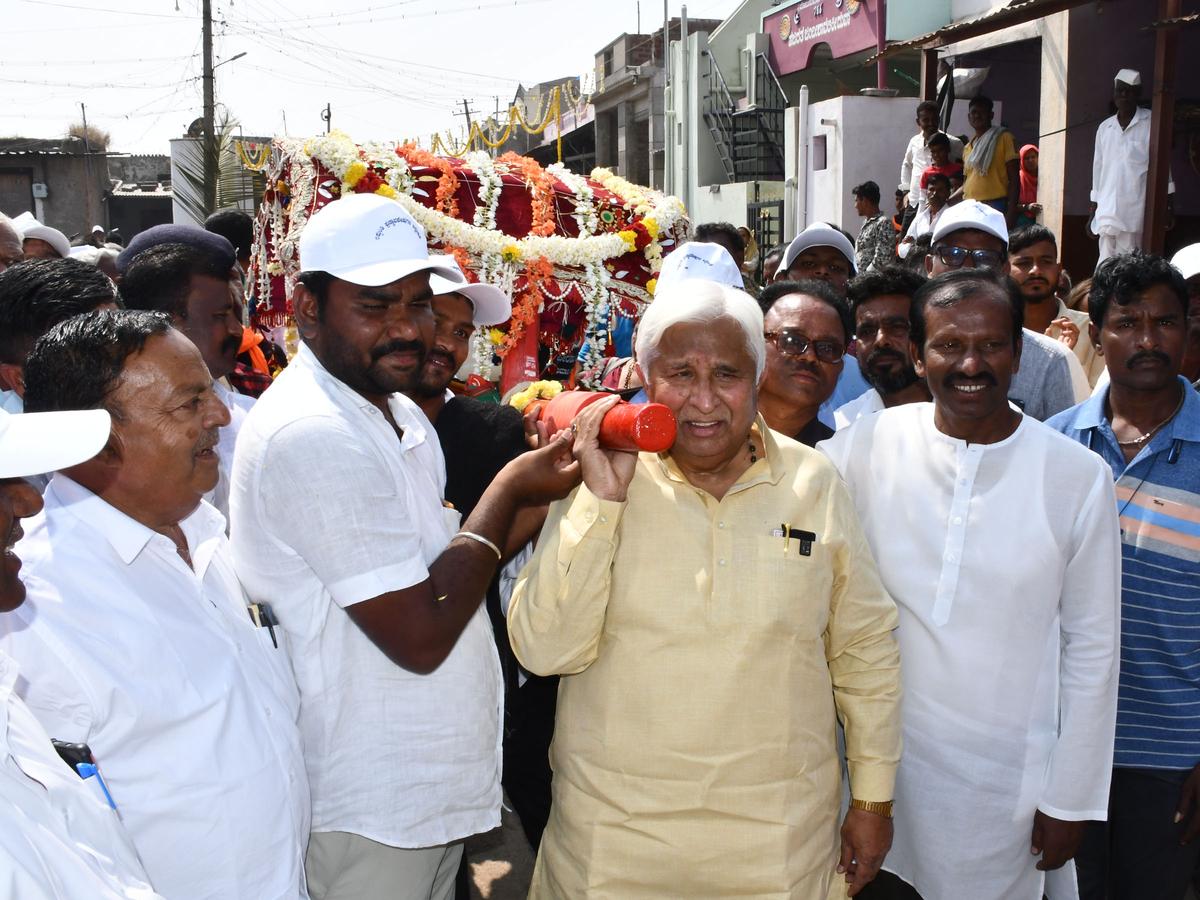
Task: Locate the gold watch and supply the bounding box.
[850,798,893,818]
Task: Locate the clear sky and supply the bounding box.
[2,0,742,155]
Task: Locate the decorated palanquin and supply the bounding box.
[246,132,689,392]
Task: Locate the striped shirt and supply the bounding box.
[1048,378,1200,771]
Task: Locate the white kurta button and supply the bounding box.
[717,521,725,529]
[953,516,963,525]
[718,559,727,566]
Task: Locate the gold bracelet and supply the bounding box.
[455,530,502,561]
[849,799,893,818]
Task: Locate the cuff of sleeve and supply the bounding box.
[847,763,897,805]
[563,484,625,541]
[1089,191,1099,202]
[1036,801,1108,823]
[329,560,429,608]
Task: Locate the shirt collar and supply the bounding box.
[654,414,786,492]
[1070,376,1200,441]
[45,474,226,567]
[292,342,430,452]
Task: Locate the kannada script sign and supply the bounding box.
[763,0,880,77]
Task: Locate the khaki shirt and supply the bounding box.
[509,418,902,899]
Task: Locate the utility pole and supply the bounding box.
[453,99,477,151]
[490,95,501,158]
[321,103,332,134]
[201,0,216,215]
[79,101,98,229]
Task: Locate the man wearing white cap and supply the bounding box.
[11,212,70,261]
[2,310,309,899]
[776,223,875,423]
[777,222,857,296]
[229,193,582,900]
[1090,68,1174,264]
[0,404,164,898]
[404,260,557,852]
[927,199,1088,420]
[1171,243,1200,386]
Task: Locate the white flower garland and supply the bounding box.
[255,134,687,369]
[548,162,598,236]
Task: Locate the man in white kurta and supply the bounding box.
[820,269,1121,900]
[1090,68,1173,263]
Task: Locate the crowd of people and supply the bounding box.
[0,64,1196,900]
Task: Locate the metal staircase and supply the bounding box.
[701,51,787,183]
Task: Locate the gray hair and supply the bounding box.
[0,214,18,245]
[635,280,765,378]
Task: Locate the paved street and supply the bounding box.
[465,804,535,900]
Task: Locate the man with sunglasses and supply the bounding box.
[757,279,852,446]
[926,200,1085,420]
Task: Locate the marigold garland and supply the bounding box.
[507,380,563,412]
[397,143,461,219]
[499,255,554,355]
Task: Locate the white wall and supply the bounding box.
[801,95,975,234]
[690,181,755,227]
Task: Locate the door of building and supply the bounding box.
[748,198,783,285]
[0,170,33,218]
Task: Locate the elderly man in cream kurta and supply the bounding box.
[509,281,902,899]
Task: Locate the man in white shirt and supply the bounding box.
[1090,68,1174,264]
[899,100,964,226]
[0,403,163,899]
[118,227,252,519]
[835,267,929,430]
[229,193,581,900]
[821,268,1121,900]
[1,310,310,900]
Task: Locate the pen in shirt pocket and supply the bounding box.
[52,740,117,811]
[770,525,817,557]
[247,601,279,648]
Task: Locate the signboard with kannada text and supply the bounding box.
[763,0,880,77]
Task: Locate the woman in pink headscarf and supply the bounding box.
[1016,144,1041,227]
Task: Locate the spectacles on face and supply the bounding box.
[765,330,845,363]
[933,245,1005,270]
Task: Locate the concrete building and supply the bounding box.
[0,137,111,240]
[592,17,721,190]
[106,154,173,239]
[669,0,1197,282]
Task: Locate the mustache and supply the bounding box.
[195,430,220,453]
[370,339,425,363]
[866,347,905,368]
[1126,350,1171,369]
[220,333,242,356]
